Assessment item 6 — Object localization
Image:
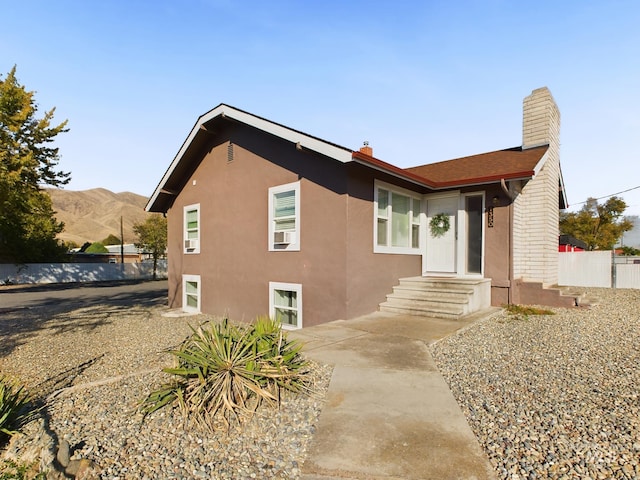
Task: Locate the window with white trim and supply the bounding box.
[268,181,300,251]
[184,204,200,254]
[182,274,201,313]
[269,282,302,329]
[374,182,422,254]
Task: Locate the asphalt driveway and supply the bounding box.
[0,280,168,313]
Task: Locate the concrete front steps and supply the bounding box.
[379,276,492,320]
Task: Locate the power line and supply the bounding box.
[572,185,640,206]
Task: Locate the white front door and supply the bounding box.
[425,195,458,274]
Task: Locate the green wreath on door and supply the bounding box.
[429,213,450,238]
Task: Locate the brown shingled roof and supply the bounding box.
[404,145,549,187]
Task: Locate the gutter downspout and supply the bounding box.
[501,179,515,304]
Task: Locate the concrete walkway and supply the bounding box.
[289,310,498,480]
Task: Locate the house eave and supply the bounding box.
[532,149,549,178]
[431,171,535,189]
[351,151,438,189]
[351,151,534,191]
[146,104,354,212]
[529,147,568,209]
[558,163,569,209]
[146,107,553,212]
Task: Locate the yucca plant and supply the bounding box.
[141,317,308,430]
[249,316,308,397]
[0,376,33,440]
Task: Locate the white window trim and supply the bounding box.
[373,180,423,255]
[268,181,301,252]
[269,281,302,330]
[182,274,201,313]
[183,203,201,254]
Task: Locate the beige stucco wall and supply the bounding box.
[166,125,422,327]
[476,185,512,305]
[345,165,422,318]
[166,125,349,327]
[163,88,563,321]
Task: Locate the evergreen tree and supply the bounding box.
[133,215,167,280]
[102,234,122,245]
[0,66,70,263]
[560,196,633,250]
[85,242,108,253]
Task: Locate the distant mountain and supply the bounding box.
[46,188,150,246]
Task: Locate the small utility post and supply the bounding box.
[120,216,125,264]
[611,248,617,289]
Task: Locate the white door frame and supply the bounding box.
[461,191,486,277]
[422,191,485,278]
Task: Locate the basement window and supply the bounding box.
[269,282,302,329]
[182,274,201,313]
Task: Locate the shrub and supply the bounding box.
[141,316,309,429]
[84,242,108,253]
[0,376,33,441]
[504,304,555,316]
[0,460,46,480]
[501,304,555,322]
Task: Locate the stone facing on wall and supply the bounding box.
[513,87,561,286]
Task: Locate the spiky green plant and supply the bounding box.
[0,376,33,440]
[141,317,308,429]
[248,316,309,400]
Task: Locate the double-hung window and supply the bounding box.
[269,282,302,329]
[268,181,300,251]
[184,204,200,254]
[182,274,201,313]
[374,181,422,254]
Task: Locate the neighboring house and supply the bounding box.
[103,244,154,263]
[146,87,572,329]
[559,235,587,252]
[69,244,149,263]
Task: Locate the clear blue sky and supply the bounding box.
[2,0,639,215]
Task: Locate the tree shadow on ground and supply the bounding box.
[0,281,168,359]
[36,354,107,399]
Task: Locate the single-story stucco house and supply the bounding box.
[146,87,572,329]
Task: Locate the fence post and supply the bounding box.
[611,250,616,288]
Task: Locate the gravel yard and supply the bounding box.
[431,288,640,480]
[0,297,331,479]
[1,285,639,479]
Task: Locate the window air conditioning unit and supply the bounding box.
[185,239,199,250]
[274,231,293,244]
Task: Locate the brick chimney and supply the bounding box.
[359,141,373,157]
[513,87,562,290]
[522,87,560,150]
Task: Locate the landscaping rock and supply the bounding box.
[431,287,640,479]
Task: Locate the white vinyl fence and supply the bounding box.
[617,263,640,288]
[0,261,167,285]
[558,252,640,288]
